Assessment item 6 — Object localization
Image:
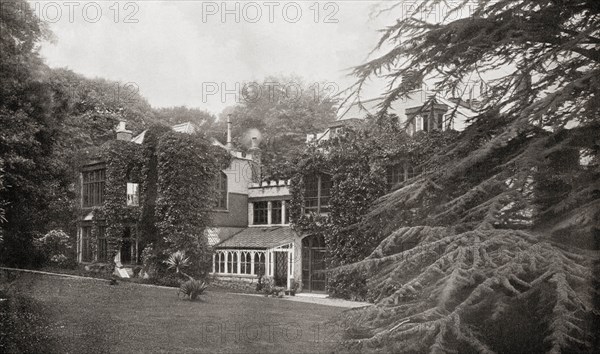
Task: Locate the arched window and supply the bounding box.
[387,162,421,190]
[216,252,225,273]
[241,252,252,274]
[215,172,227,210]
[254,252,266,276]
[227,252,238,274]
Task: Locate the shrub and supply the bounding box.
[261,276,275,296]
[327,268,368,301]
[178,279,207,300]
[34,229,75,268]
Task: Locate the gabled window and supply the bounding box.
[304,174,332,214]
[127,183,139,206]
[253,201,268,225]
[82,167,105,207]
[214,172,228,210]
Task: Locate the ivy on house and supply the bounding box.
[74,125,229,279]
[155,131,231,277]
[289,118,457,298]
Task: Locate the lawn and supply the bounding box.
[0,271,348,353]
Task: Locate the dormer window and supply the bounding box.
[304,174,332,214]
[214,172,228,210]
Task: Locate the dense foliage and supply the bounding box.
[155,131,229,277]
[0,0,68,267]
[289,118,458,299]
[338,0,600,352]
[219,75,338,179]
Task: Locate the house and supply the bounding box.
[76,118,327,293]
[76,119,260,277]
[307,88,478,144]
[306,89,479,191]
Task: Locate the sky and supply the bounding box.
[33,1,403,115]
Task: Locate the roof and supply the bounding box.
[215,226,298,249]
[172,122,196,134]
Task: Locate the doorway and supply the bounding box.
[274,252,288,287]
[301,235,327,292]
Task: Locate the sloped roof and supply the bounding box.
[172,122,196,134]
[215,226,298,249]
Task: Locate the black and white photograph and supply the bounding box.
[0,0,599,353]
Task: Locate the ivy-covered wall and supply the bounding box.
[76,125,230,278]
[289,118,459,299]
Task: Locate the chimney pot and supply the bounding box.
[115,121,132,141]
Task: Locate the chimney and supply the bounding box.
[116,121,132,141]
[226,114,233,150]
[249,136,261,183]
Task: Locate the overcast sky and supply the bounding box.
[34,1,401,115]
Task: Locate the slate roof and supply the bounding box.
[215,226,298,249]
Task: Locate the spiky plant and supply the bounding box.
[165,251,193,280]
[178,279,207,300]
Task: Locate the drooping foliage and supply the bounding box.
[337,0,600,352]
[289,117,458,299]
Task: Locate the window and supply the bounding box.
[127,183,139,206]
[271,201,282,224]
[284,200,290,224]
[227,252,238,274]
[254,252,266,275]
[81,226,92,262]
[97,226,108,262]
[82,167,105,207]
[214,172,228,210]
[386,163,420,190]
[304,174,332,214]
[216,252,225,273]
[386,164,406,190]
[415,115,423,132]
[241,252,252,274]
[253,201,268,225]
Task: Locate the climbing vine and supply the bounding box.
[289,118,456,298]
[75,126,229,279]
[155,131,230,277]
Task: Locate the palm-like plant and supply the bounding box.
[178,279,207,300]
[165,251,193,280]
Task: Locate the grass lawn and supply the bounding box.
[1,271,348,353]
